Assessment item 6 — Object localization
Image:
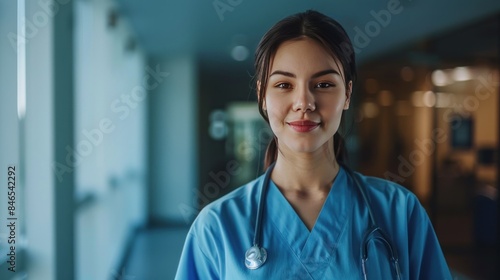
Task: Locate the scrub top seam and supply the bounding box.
[268,216,315,279]
[267,179,310,256]
[313,176,356,273]
[301,167,350,264]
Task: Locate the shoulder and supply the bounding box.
[351,170,420,210]
[350,170,432,242]
[189,174,264,232]
[348,172,451,278]
[202,175,263,214]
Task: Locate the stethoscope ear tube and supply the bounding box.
[351,166,402,280]
[245,163,275,269]
[360,226,402,279]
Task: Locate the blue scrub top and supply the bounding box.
[175,167,452,279]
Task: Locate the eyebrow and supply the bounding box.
[269,69,341,78]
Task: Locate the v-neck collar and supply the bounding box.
[265,166,354,272]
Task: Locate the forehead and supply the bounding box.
[269,37,344,77]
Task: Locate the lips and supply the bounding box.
[287,120,320,132]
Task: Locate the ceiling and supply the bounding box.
[116,0,500,65]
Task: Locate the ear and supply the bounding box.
[343,81,352,110]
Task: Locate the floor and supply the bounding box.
[123,227,189,280]
[122,224,497,280]
[436,211,499,280]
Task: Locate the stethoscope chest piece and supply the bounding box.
[245,245,267,269]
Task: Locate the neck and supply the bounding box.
[270,149,339,194]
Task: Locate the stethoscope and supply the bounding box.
[244,163,402,280]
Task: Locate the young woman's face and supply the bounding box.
[263,37,351,155]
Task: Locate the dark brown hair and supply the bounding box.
[255,10,357,169]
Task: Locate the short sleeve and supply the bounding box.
[407,196,453,280]
[174,230,219,280]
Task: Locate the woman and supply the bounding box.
[176,10,452,279]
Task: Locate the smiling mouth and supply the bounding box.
[287,121,320,132]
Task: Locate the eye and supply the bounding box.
[275,82,292,89]
[315,82,335,89]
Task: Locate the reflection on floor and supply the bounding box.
[124,227,189,280]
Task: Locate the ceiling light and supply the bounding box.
[423,91,436,107]
[452,66,472,82]
[362,102,379,118]
[231,45,248,61]
[431,70,449,87]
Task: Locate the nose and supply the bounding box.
[292,85,316,112]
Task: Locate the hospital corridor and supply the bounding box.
[0,0,499,279]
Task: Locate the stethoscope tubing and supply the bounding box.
[252,162,275,248]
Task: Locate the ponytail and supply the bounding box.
[334,132,349,166]
[263,137,278,170]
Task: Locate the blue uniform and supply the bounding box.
[175,167,452,279]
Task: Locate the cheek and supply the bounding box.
[321,98,346,116]
[336,101,347,113]
[267,109,283,129]
[265,98,287,120]
[318,105,346,130]
[265,104,288,135]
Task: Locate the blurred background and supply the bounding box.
[0,0,499,279]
